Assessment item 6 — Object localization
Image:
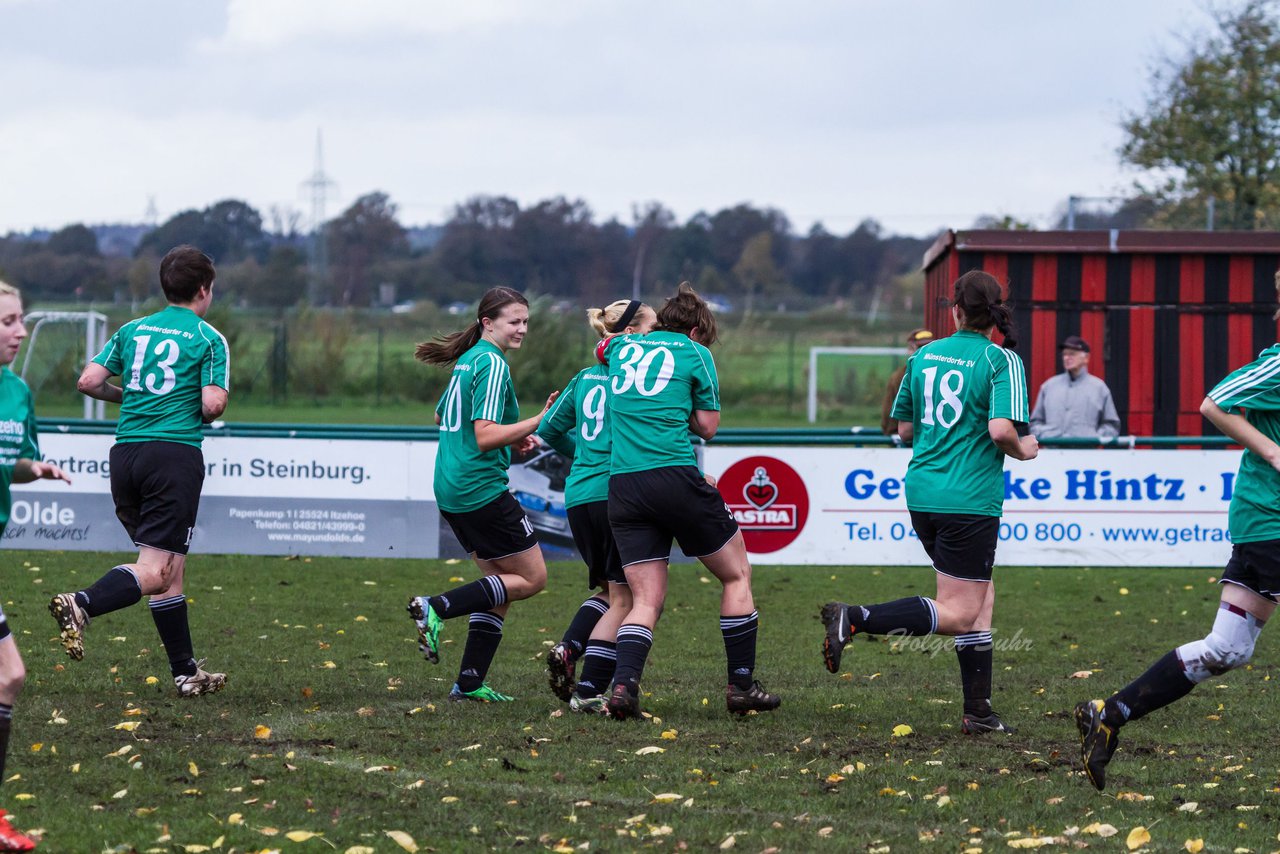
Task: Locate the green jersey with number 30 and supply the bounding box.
[93,305,230,448]
[606,331,719,475]
[0,368,42,529]
[433,339,520,513]
[1207,344,1280,543]
[537,364,612,508]
[891,330,1029,516]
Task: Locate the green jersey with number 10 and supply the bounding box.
[607,331,719,475]
[93,305,230,448]
[1207,343,1280,543]
[891,330,1029,516]
[433,339,520,513]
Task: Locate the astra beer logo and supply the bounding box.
[719,456,809,553]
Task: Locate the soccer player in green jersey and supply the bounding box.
[602,283,781,719]
[0,281,72,851]
[408,287,559,703]
[538,299,657,712]
[821,270,1039,734]
[1075,270,1280,791]
[50,245,230,697]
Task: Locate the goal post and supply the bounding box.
[807,345,907,424]
[19,311,109,420]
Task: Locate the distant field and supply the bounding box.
[5,553,1277,851]
[25,307,914,429]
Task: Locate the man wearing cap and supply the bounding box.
[881,328,935,439]
[1029,335,1121,440]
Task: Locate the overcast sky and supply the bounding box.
[1,0,1215,238]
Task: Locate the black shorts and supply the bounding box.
[439,491,538,562]
[110,441,205,555]
[909,510,999,582]
[567,500,625,589]
[1221,540,1280,602]
[608,466,739,568]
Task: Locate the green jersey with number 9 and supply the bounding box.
[537,365,612,508]
[891,330,1029,516]
[93,305,230,448]
[433,339,520,513]
[606,331,719,475]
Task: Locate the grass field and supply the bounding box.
[6,554,1279,852]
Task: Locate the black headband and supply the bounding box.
[612,300,642,333]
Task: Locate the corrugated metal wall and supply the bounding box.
[923,231,1280,436]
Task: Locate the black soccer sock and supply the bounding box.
[1104,650,1195,725]
[720,611,759,690]
[0,703,11,782]
[847,596,937,636]
[562,595,609,658]
[75,565,143,618]
[612,624,654,692]
[430,576,507,621]
[955,630,994,716]
[575,640,617,699]
[149,595,197,678]
[456,611,504,693]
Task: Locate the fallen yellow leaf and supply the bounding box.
[635,746,665,755]
[11,794,32,801]
[29,743,42,753]
[345,848,375,854]
[892,724,914,737]
[651,793,682,803]
[145,676,159,685]
[285,830,322,842]
[254,725,272,740]
[112,721,140,731]
[227,813,243,825]
[384,830,419,852]
[1184,840,1204,853]
[660,729,678,740]
[188,761,200,777]
[1126,826,1151,850]
[441,796,459,803]
[1008,838,1055,849]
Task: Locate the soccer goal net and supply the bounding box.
[19,311,109,420]
[807,345,908,425]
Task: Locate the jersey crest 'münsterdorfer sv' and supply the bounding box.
[891,330,1029,516]
[93,305,230,448]
[1208,343,1280,543]
[537,365,612,508]
[434,340,519,513]
[605,331,719,475]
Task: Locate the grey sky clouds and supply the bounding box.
[1,0,1212,237]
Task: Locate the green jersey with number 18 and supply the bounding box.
[433,339,520,514]
[1207,343,1280,543]
[891,330,1028,516]
[93,305,230,448]
[606,331,720,475]
[537,364,612,508]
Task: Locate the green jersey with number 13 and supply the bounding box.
[891,330,1029,516]
[607,331,720,475]
[93,305,230,448]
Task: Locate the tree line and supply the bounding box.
[0,195,934,313]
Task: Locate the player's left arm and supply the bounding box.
[689,343,721,440]
[1201,397,1280,473]
[200,322,231,423]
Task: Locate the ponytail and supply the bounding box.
[415,321,483,366]
[953,270,1018,349]
[414,286,528,366]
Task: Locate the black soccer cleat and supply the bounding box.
[960,709,1016,734]
[726,680,782,715]
[820,601,853,673]
[546,641,576,703]
[1075,699,1119,791]
[605,681,641,720]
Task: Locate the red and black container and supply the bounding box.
[923,230,1280,436]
